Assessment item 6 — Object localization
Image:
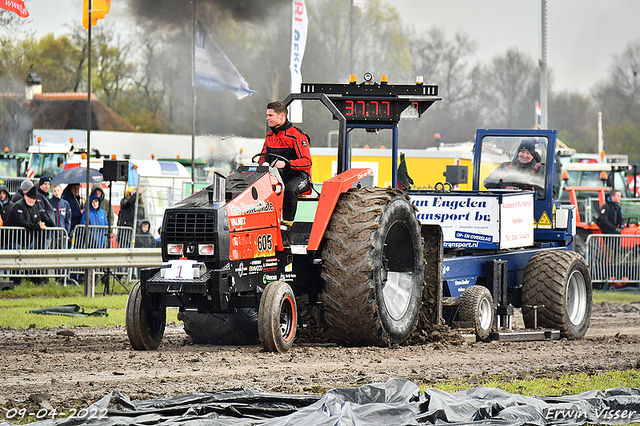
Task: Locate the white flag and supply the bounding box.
[195,20,255,100]
[289,0,308,123]
[352,0,367,12]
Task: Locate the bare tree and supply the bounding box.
[475,49,539,128]
[404,28,481,146]
[593,39,640,124]
[92,25,137,109]
[548,91,597,153]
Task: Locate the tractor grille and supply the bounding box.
[164,210,217,244]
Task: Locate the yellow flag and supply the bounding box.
[83,0,111,30]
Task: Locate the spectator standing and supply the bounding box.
[90,183,114,226]
[0,184,14,225]
[6,186,52,249]
[35,176,55,225]
[135,220,156,248]
[118,187,145,229]
[50,183,71,244]
[62,183,84,235]
[81,194,109,248]
[597,189,625,234]
[11,179,34,204]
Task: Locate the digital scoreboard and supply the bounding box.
[299,79,439,124]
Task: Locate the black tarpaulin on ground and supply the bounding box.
[7,378,640,426]
[28,305,108,317]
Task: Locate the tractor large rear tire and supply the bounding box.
[522,250,592,339]
[320,187,424,346]
[178,309,260,345]
[126,281,166,350]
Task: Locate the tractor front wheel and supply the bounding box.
[126,281,166,350]
[258,281,297,353]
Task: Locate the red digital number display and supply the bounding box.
[342,99,392,120]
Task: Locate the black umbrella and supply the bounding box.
[51,167,104,186]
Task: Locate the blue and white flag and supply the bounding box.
[195,20,255,100]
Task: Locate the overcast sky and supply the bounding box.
[20,0,640,95]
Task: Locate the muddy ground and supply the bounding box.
[1,301,639,415]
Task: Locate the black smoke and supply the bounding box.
[127,0,290,26]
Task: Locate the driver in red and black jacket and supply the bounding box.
[259,101,312,242]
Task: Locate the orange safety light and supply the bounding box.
[37,136,41,142]
[349,74,357,84]
[111,154,116,159]
[133,164,138,170]
[239,148,243,154]
[363,145,370,149]
[151,153,155,160]
[416,76,424,85]
[600,171,608,182]
[81,153,87,159]
[70,137,73,143]
[4,147,8,153]
[380,75,388,85]
[600,150,606,160]
[561,171,570,181]
[176,154,180,159]
[380,145,386,149]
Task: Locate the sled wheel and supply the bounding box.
[320,187,424,346]
[178,308,259,345]
[258,281,297,353]
[126,281,166,350]
[459,285,494,341]
[522,250,592,339]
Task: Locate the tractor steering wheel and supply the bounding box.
[251,153,291,169]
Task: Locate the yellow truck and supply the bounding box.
[310,146,473,190]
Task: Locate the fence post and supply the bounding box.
[84,269,95,297]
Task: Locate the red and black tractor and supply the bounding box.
[126,80,438,352]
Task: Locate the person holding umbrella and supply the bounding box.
[52,166,103,234]
[62,184,84,233]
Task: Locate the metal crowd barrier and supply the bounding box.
[0,225,136,286]
[0,248,161,297]
[0,177,38,194]
[0,226,69,283]
[585,234,640,288]
[70,225,134,249]
[68,225,135,285]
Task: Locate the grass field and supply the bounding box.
[0,280,178,328]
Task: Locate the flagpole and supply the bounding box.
[190,0,197,195]
[349,0,353,74]
[84,0,92,257]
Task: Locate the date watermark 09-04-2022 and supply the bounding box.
[2,407,108,421]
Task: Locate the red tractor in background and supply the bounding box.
[559,162,640,254]
[559,162,640,289]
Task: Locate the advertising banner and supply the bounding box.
[411,192,534,249]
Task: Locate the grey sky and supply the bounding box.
[21,0,640,95]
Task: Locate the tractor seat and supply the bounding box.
[299,182,321,200]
